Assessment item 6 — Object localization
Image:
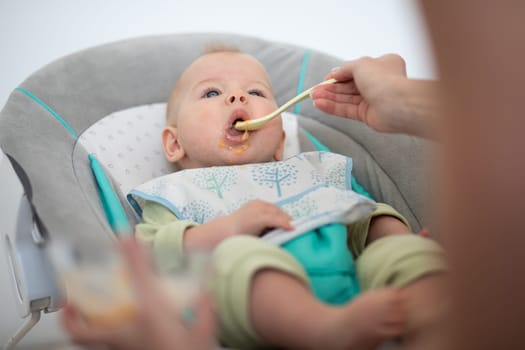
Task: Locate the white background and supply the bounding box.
[0,0,434,347]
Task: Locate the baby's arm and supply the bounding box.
[184,200,293,250]
[135,200,293,274]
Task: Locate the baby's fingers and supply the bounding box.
[245,201,293,230]
[258,205,294,231]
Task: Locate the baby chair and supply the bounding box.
[0,32,431,349]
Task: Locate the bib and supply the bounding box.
[127,151,375,245]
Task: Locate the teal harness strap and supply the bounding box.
[294,50,311,115]
[294,53,375,201]
[16,88,130,236]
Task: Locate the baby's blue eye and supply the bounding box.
[249,89,265,97]
[203,89,220,98]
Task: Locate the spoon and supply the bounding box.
[234,78,337,131]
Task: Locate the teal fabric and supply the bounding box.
[350,175,373,201]
[89,154,131,235]
[282,223,360,305]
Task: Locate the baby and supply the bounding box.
[132,46,446,350]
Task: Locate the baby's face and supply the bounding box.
[167,52,285,168]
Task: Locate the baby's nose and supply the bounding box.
[226,93,247,105]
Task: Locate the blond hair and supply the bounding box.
[166,43,242,124]
[203,43,241,55]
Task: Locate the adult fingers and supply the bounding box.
[312,88,364,104]
[313,98,361,121]
[119,236,157,297]
[61,303,114,344]
[312,80,360,99]
[376,53,407,75]
[327,59,359,82]
[192,292,216,339]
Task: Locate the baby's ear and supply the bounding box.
[273,130,286,161]
[161,126,185,163]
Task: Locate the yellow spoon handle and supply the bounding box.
[234,78,337,131]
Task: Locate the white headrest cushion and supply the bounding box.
[78,104,301,195]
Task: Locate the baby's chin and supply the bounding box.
[218,136,250,155]
[217,148,278,166]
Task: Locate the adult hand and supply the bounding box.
[61,237,215,350]
[311,54,408,134]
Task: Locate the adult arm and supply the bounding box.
[419,2,525,350]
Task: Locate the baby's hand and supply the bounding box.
[184,200,293,249]
[228,200,293,237]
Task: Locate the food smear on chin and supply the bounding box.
[218,139,250,154]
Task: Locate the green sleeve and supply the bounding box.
[356,234,446,290]
[135,201,198,271]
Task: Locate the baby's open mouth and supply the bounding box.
[226,118,245,137]
[225,110,251,143]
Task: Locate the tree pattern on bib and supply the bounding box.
[181,199,217,223]
[192,167,237,199]
[251,162,298,197]
[281,196,318,219]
